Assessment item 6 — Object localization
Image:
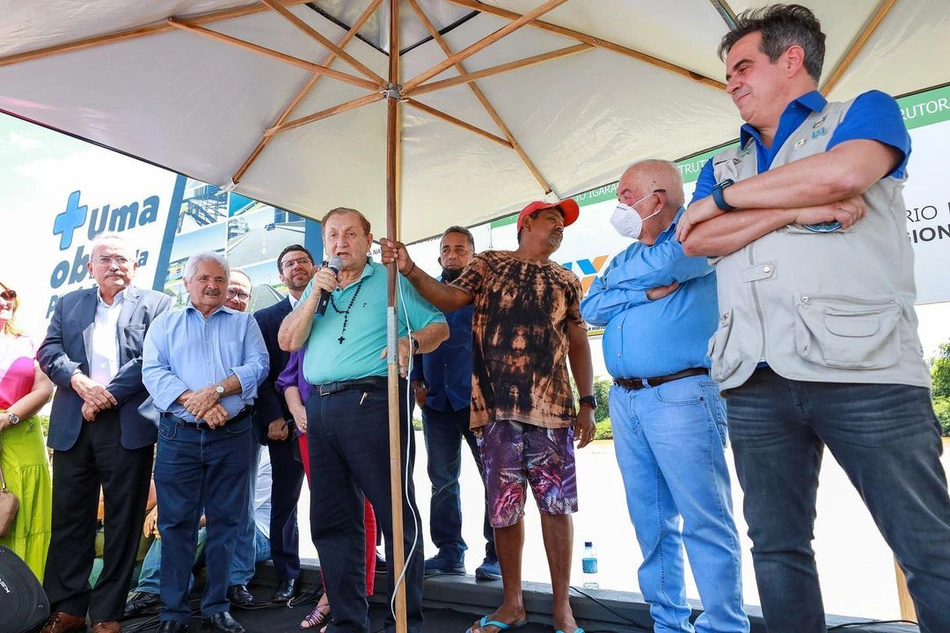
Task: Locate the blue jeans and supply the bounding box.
[421,405,495,560]
[726,369,950,633]
[610,375,748,633]
[154,416,252,623]
[306,382,424,633]
[230,442,261,586]
[135,528,208,594]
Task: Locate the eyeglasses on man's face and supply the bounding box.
[280,256,313,271]
[94,255,131,267]
[0,289,16,302]
[226,288,251,301]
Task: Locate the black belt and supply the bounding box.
[614,367,708,390]
[315,376,388,397]
[162,407,252,431]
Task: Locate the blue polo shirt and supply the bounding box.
[691,89,911,203]
[580,208,717,378]
[409,281,473,412]
[299,260,446,384]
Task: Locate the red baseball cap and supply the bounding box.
[516,198,580,232]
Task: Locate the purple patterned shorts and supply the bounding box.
[477,420,578,528]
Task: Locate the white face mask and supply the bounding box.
[610,192,662,239]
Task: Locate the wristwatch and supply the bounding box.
[215,384,226,396]
[6,412,20,425]
[578,395,597,410]
[410,337,420,353]
[711,178,737,212]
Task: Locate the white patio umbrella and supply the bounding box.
[3,2,949,629]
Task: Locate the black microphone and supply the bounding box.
[315,256,342,317]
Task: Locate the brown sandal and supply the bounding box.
[300,602,331,629]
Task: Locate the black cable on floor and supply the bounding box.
[568,585,652,632]
[828,619,919,630]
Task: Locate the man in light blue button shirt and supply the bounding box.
[143,251,268,633]
[581,160,748,633]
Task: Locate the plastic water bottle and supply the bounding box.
[582,541,599,589]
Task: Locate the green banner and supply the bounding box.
[898,84,950,130]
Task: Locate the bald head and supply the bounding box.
[616,159,685,245]
[618,159,685,209]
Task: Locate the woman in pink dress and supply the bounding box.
[0,281,54,581]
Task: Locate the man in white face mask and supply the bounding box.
[581,160,749,633]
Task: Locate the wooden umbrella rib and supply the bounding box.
[167,18,378,91]
[405,98,512,147]
[259,0,385,85]
[232,0,384,184]
[0,0,312,69]
[265,92,384,136]
[442,0,725,91]
[407,43,593,97]
[402,0,570,93]
[406,0,552,193]
[820,0,897,96]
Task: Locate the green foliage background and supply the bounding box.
[932,341,950,436]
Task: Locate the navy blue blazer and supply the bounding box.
[38,285,172,451]
[253,296,293,445]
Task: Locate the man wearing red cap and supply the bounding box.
[381,199,596,633]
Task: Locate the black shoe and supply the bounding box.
[201,612,245,633]
[158,621,188,633]
[226,584,254,607]
[424,552,465,577]
[271,578,297,602]
[124,591,162,619]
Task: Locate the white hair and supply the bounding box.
[89,231,133,256]
[183,251,230,282]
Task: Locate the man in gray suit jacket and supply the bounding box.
[38,232,172,633]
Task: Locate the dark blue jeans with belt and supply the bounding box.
[726,368,950,633]
[154,414,252,624]
[306,378,424,633]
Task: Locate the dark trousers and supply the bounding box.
[267,432,304,581]
[727,368,950,633]
[154,415,252,623]
[306,380,424,633]
[421,405,494,559]
[44,411,153,621]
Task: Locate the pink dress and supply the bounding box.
[0,334,53,582]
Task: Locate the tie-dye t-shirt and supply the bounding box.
[450,251,585,430]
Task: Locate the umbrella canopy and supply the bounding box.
[2,0,948,242]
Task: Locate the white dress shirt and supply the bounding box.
[89,290,125,385]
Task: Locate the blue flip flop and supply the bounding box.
[554,629,585,633]
[465,615,529,633]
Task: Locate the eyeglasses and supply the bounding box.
[226,289,251,301]
[95,255,131,267]
[0,290,16,302]
[280,256,313,271]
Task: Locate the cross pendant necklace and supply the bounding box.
[329,277,365,344]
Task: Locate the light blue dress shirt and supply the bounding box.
[580,208,718,379]
[143,302,269,421]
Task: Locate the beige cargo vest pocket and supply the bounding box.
[794,293,901,369]
[708,309,742,383]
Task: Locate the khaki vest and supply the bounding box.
[709,98,930,391]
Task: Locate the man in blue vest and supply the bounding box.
[678,5,950,633]
[410,226,500,581]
